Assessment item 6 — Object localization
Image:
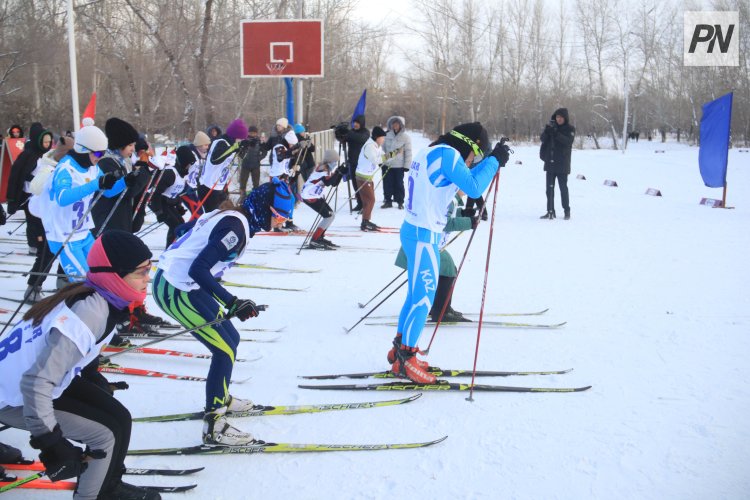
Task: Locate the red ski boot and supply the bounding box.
[391,345,437,384]
[386,334,429,369]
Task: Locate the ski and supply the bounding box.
[301,368,573,380]
[0,477,196,492]
[232,263,320,273]
[128,436,447,456]
[364,320,567,329]
[366,308,550,319]
[299,381,592,392]
[221,280,308,292]
[99,363,206,381]
[117,331,279,342]
[133,393,421,423]
[1,461,204,476]
[103,345,255,362]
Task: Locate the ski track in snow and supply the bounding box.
[1,136,749,499]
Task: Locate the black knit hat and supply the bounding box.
[135,134,149,153]
[175,145,196,169]
[105,118,139,150]
[93,230,152,277]
[371,126,386,139]
[436,122,488,160]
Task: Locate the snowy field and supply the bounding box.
[1,134,749,499]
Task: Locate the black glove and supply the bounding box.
[109,381,129,392]
[336,164,348,176]
[490,142,510,167]
[124,170,141,188]
[176,204,187,216]
[237,139,252,158]
[29,425,86,482]
[226,296,259,321]
[0,204,7,225]
[6,200,17,215]
[98,172,119,190]
[460,208,476,218]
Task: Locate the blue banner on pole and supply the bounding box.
[699,92,732,188]
[350,90,367,127]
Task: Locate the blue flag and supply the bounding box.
[350,90,367,128]
[699,92,733,188]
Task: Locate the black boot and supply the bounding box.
[97,479,161,499]
[539,210,556,219]
[564,209,570,220]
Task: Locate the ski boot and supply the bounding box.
[97,479,161,500]
[386,334,428,369]
[227,394,255,412]
[203,407,256,446]
[319,237,339,248]
[23,285,43,304]
[441,307,471,322]
[391,345,437,384]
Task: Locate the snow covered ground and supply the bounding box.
[2,135,749,499]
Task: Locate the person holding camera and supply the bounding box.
[346,115,369,212]
[239,126,267,195]
[539,108,575,220]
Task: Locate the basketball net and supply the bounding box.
[266,62,286,77]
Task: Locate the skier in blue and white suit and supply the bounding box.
[387,122,510,383]
[31,125,125,282]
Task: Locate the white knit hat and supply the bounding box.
[276,118,289,129]
[74,125,108,154]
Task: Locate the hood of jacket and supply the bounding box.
[552,108,570,125]
[27,122,53,154]
[386,116,405,134]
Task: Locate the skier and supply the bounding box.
[152,179,294,445]
[387,122,509,383]
[268,129,305,232]
[301,149,347,249]
[394,194,476,322]
[356,126,387,231]
[197,119,249,213]
[148,145,195,248]
[30,125,120,281]
[0,230,159,500]
[183,131,210,216]
[92,118,150,235]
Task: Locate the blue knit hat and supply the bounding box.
[242,179,295,233]
[293,123,305,134]
[270,177,294,218]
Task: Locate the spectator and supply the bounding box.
[7,124,23,138]
[239,126,267,194]
[539,108,575,220]
[382,116,412,209]
[206,124,222,141]
[346,115,369,212]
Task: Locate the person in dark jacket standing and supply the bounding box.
[539,108,575,220]
[346,115,369,212]
[239,126,267,195]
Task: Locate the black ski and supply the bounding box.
[301,367,573,380]
[0,460,204,476]
[129,436,447,455]
[299,381,592,392]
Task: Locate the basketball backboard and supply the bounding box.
[240,19,324,78]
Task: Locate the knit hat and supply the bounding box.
[438,122,488,160]
[371,126,386,140]
[276,117,289,129]
[105,118,139,150]
[175,145,196,168]
[248,125,259,134]
[322,149,339,165]
[135,134,149,153]
[86,230,152,308]
[193,131,211,147]
[81,117,95,127]
[226,119,249,141]
[293,123,305,134]
[74,125,108,154]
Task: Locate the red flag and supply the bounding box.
[80,92,97,127]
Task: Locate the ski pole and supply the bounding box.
[135,220,161,237]
[424,175,499,355]
[358,270,406,309]
[0,268,83,279]
[131,167,161,222]
[6,219,26,236]
[467,168,503,402]
[0,471,46,492]
[344,279,407,334]
[100,306,267,362]
[95,187,129,238]
[190,151,242,220]
[0,190,105,336]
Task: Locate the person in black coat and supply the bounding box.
[92,118,150,234]
[239,126,267,194]
[148,146,195,248]
[539,107,575,219]
[346,115,369,212]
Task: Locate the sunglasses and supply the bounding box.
[449,130,484,160]
[269,206,289,224]
[81,145,106,158]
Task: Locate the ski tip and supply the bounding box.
[342,326,351,334]
[407,393,423,403]
[430,435,449,446]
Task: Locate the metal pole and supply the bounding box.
[67,0,81,131]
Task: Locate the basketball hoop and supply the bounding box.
[266,62,286,77]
